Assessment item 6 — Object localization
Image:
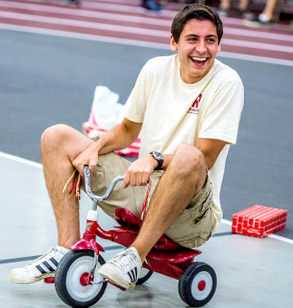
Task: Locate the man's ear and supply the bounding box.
[217,42,221,53]
[170,35,178,52]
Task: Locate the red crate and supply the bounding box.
[232,205,287,238]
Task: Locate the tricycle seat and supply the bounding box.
[115,207,142,229]
[114,208,180,251]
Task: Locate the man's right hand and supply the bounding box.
[72,142,100,176]
[72,118,142,177]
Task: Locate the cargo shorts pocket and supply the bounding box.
[188,206,214,248]
[165,176,215,249]
[188,178,214,247]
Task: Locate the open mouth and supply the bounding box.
[190,57,208,65]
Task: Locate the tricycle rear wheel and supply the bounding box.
[178,262,217,307]
[136,267,153,285]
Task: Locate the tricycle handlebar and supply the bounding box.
[84,166,124,202]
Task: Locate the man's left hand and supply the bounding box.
[123,154,158,188]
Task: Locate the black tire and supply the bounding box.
[136,268,153,285]
[178,262,217,307]
[55,250,107,308]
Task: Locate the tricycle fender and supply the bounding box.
[71,238,104,255]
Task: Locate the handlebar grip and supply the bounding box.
[84,166,124,201]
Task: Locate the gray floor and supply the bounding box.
[0,155,292,308]
[0,28,293,307]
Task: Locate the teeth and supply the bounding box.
[191,57,207,61]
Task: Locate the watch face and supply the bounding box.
[151,151,163,170]
[153,152,163,160]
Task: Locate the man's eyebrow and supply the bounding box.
[185,34,218,38]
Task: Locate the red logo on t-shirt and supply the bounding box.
[187,94,202,114]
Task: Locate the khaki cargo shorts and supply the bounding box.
[81,152,216,249]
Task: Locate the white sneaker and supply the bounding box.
[98,247,142,289]
[9,246,69,284]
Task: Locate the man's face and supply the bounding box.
[170,19,221,84]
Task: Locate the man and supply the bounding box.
[10,4,244,289]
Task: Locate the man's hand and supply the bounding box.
[123,154,158,188]
[72,142,100,176]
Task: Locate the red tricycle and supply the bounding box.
[51,167,217,307]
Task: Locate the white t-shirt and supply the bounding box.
[123,54,244,223]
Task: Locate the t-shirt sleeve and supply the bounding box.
[199,78,244,144]
[123,62,150,123]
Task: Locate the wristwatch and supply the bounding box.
[149,151,164,170]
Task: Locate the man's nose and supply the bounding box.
[195,40,207,53]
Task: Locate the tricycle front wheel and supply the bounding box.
[55,250,107,308]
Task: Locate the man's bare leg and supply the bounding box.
[9,124,95,284]
[262,0,278,21]
[131,144,207,261]
[41,124,93,249]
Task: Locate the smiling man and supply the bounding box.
[10,4,244,290]
[171,18,221,84]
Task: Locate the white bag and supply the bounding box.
[89,86,123,130]
[82,86,140,157]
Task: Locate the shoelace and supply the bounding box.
[140,180,152,220]
[25,247,57,270]
[62,169,81,200]
[110,251,138,272]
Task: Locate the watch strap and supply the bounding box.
[150,151,164,170]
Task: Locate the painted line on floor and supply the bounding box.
[0,151,42,168]
[0,255,41,265]
[1,151,293,245]
[221,218,232,226]
[0,245,123,265]
[221,219,293,244]
[268,233,293,244]
[104,244,124,250]
[213,231,234,237]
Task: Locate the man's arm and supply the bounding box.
[98,118,142,155]
[124,138,228,188]
[72,118,141,175]
[196,138,228,170]
[157,138,228,173]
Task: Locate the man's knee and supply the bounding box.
[171,144,206,176]
[41,124,71,152]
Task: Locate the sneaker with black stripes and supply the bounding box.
[98,247,142,289]
[9,246,69,284]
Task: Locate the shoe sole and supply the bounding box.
[98,268,135,289]
[9,272,55,284]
